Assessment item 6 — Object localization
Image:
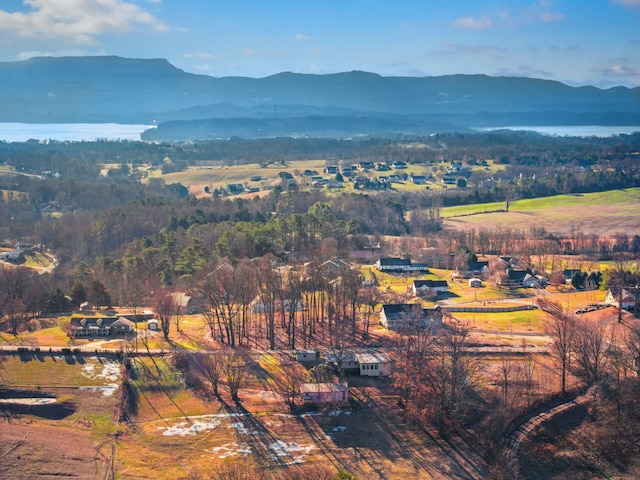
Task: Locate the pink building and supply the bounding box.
[299,383,349,404]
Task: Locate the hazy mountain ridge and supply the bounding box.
[1,56,638,139]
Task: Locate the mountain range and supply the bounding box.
[1,56,638,140]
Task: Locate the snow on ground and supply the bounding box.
[158,418,221,437]
[81,361,120,382]
[79,385,118,397]
[268,440,316,464]
[229,421,259,435]
[80,360,121,396]
[0,398,57,406]
[209,443,252,459]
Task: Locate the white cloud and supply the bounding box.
[495,66,554,78]
[452,15,493,30]
[0,0,166,45]
[193,64,214,72]
[493,4,565,27]
[611,0,640,9]
[294,34,310,41]
[183,52,214,60]
[591,65,640,76]
[17,48,92,59]
[539,12,564,22]
[431,42,507,57]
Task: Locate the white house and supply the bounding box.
[606,289,637,310]
[412,279,449,297]
[251,296,302,314]
[354,352,392,377]
[379,304,442,330]
[375,257,428,273]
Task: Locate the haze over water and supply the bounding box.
[0,123,153,142]
[479,126,640,137]
[1,123,639,143]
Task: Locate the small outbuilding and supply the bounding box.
[354,352,392,377]
[147,319,160,331]
[469,278,482,288]
[299,383,349,404]
[296,349,318,362]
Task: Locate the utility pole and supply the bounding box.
[618,277,624,323]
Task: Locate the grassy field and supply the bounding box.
[442,188,640,236]
[0,348,488,479]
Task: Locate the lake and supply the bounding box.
[0,123,154,142]
[478,126,640,137]
[0,123,638,142]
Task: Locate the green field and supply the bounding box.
[441,188,640,236]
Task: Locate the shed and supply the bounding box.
[147,319,159,331]
[299,383,349,404]
[296,350,318,362]
[354,352,392,377]
[469,278,482,288]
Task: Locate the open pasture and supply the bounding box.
[442,188,640,236]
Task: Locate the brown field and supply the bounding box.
[1,351,488,480]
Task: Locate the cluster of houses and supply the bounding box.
[226,183,260,195]
[295,349,392,404]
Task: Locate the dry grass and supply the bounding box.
[0,422,111,479]
[442,188,640,236]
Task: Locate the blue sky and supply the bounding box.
[0,0,638,87]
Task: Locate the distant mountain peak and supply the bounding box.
[0,55,637,129]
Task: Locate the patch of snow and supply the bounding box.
[229,422,258,435]
[330,426,347,432]
[209,442,252,459]
[81,360,121,382]
[79,385,118,397]
[0,398,57,406]
[158,418,221,437]
[268,440,316,464]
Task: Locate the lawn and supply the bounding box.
[454,309,549,333]
[1,352,122,388]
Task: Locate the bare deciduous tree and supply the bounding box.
[571,321,610,386]
[199,352,222,397]
[541,299,576,395]
[151,288,178,340]
[223,353,247,402]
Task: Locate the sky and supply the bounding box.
[0,0,639,88]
